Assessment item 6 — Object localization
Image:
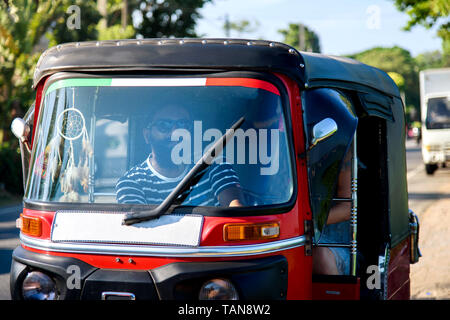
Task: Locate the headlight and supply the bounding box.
[198,278,239,300]
[22,271,57,300]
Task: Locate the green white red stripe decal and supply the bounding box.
[45,78,280,95]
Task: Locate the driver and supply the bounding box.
[115,105,244,207]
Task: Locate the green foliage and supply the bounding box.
[348,46,420,121]
[392,0,450,65]
[226,19,260,37]
[134,0,212,38]
[97,24,136,41]
[393,0,449,31]
[0,0,65,133]
[46,0,102,47]
[415,50,447,69]
[278,23,321,53]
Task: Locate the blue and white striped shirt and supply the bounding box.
[115,158,241,206]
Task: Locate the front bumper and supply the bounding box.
[422,150,449,164]
[10,246,288,300]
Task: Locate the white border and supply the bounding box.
[110,78,207,87]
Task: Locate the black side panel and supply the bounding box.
[357,116,390,299]
[10,246,98,299]
[387,97,409,247]
[151,256,288,300]
[357,92,394,122]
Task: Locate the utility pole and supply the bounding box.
[121,0,128,29]
[224,13,230,37]
[97,0,107,29]
[298,23,305,51]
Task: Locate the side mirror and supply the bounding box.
[11,118,31,144]
[11,117,32,158]
[310,118,338,149]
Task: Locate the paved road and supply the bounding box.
[0,204,21,300]
[0,139,447,300]
[405,139,450,219]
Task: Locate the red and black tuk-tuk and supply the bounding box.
[10,39,420,300]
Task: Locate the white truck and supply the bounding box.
[419,68,450,175]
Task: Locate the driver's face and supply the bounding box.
[144,105,191,148]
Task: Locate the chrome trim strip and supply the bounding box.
[20,234,306,258]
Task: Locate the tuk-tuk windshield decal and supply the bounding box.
[26,77,293,209]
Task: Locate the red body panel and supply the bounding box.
[312,280,360,300]
[388,238,411,300]
[31,78,47,146]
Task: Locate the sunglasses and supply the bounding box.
[148,119,192,133]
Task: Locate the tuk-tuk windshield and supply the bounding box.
[26,76,294,209]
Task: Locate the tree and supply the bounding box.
[133,0,212,38]
[415,50,446,70]
[95,0,135,41]
[225,18,260,38]
[278,23,321,53]
[348,46,420,122]
[392,0,450,66]
[45,1,102,47]
[0,0,68,140]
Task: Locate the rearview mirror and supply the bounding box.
[310,118,338,149]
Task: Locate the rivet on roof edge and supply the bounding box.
[158,41,163,45]
[269,42,275,47]
[179,40,184,45]
[75,42,80,47]
[247,41,253,46]
[56,45,61,51]
[116,41,121,46]
[137,40,142,45]
[305,83,309,88]
[201,40,207,45]
[224,40,229,45]
[288,48,295,54]
[300,63,305,68]
[95,41,100,47]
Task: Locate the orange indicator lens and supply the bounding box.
[19,214,42,237]
[224,222,280,241]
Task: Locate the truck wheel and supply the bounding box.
[425,164,438,175]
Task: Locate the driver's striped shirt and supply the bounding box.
[115,158,240,206]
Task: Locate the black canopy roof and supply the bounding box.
[33,38,399,99]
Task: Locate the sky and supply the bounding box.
[195,0,443,57]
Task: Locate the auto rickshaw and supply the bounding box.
[10,38,421,300]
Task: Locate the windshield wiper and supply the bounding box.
[122,116,245,225]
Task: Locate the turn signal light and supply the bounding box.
[224,222,280,241]
[424,144,440,152]
[17,214,42,237]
